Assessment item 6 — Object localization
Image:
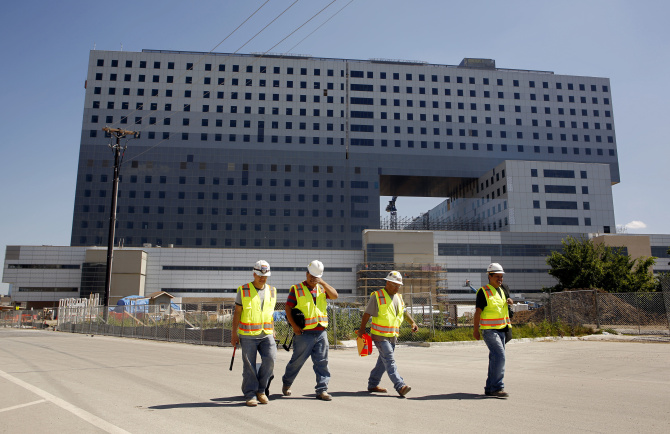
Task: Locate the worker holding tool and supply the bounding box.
[356,271,417,397]
[281,260,338,401]
[473,263,513,398]
[231,260,277,407]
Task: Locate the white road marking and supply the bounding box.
[0,399,47,413]
[0,369,131,434]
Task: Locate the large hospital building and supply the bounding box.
[4,50,669,307]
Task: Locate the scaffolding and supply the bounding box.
[379,215,485,231]
[356,263,448,300]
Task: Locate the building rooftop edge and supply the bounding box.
[90,49,557,75]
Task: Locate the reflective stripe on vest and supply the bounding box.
[478,284,511,330]
[238,283,277,335]
[371,289,405,338]
[294,282,328,330]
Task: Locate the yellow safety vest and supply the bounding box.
[238,283,276,335]
[478,284,511,330]
[371,289,405,337]
[293,282,328,330]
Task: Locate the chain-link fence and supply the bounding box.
[513,287,670,335]
[0,309,48,329]
[6,287,668,341]
[2,292,457,347]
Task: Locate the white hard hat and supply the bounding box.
[487,263,505,274]
[253,260,271,277]
[307,260,324,278]
[384,271,404,285]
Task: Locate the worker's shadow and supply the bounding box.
[148,396,250,409]
[409,392,485,400]
[329,390,377,398]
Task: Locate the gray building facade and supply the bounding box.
[72,50,619,250]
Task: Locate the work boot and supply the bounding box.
[256,393,269,404]
[282,385,292,396]
[485,389,509,398]
[397,385,411,397]
[245,397,258,407]
[316,391,332,401]
[368,386,388,393]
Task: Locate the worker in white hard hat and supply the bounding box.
[356,271,418,397]
[231,260,277,407]
[282,260,339,401]
[473,263,513,398]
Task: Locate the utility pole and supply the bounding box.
[102,127,137,310]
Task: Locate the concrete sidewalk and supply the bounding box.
[1,329,668,433]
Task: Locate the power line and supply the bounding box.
[234,0,300,53]
[124,0,346,163]
[108,1,271,130]
[286,0,354,53]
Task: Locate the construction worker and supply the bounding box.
[356,271,417,397]
[473,263,513,398]
[281,260,339,401]
[231,260,277,407]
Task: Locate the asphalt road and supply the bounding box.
[1,329,669,433]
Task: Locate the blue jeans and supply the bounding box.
[240,335,276,399]
[482,329,506,393]
[282,330,330,393]
[368,339,405,391]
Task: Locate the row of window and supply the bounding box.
[92,88,612,118]
[7,264,81,269]
[85,176,364,188]
[437,243,564,257]
[534,216,598,227]
[94,58,609,92]
[81,206,368,218]
[93,73,610,105]
[91,103,615,128]
[84,190,359,203]
[78,235,360,249]
[85,175,344,186]
[531,169,588,179]
[532,200,590,210]
[532,185,592,194]
[82,221,368,232]
[85,160,360,173]
[91,127,618,154]
[93,114,613,132]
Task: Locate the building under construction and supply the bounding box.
[356,262,447,300]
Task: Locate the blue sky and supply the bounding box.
[1,0,668,294]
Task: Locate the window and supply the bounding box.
[544,185,576,194]
[547,217,579,226]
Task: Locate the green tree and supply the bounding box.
[546,236,657,293]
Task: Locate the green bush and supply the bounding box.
[395,320,597,343]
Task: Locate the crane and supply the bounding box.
[386,196,398,230]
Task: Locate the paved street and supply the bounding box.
[1,329,669,433]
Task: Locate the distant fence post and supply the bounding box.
[167,303,172,342]
[661,279,670,333]
[332,300,338,350]
[594,290,600,329]
[636,294,641,335]
[429,291,434,337]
